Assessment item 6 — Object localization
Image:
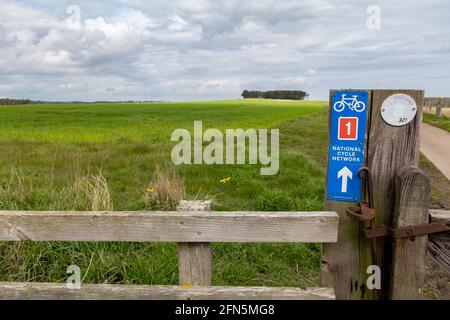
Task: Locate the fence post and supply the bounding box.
[322,89,425,300]
[177,200,212,286]
[435,101,442,118]
[389,166,430,299]
[321,90,373,300]
[368,90,424,298]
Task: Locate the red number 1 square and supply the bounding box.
[338,117,358,140]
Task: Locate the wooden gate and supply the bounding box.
[0,201,338,300]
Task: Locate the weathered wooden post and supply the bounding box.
[389,166,430,299]
[435,101,442,118]
[321,89,372,300]
[368,90,424,299]
[177,200,212,286]
[322,89,424,300]
[428,210,450,272]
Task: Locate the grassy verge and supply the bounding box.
[419,154,450,209]
[423,112,450,132]
[0,100,328,287]
[419,154,450,300]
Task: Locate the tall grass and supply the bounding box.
[143,166,185,210]
[75,171,113,211]
[0,167,113,211]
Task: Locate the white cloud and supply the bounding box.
[111,8,160,29]
[0,0,449,101]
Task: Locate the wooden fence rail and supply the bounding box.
[0,283,335,300]
[0,203,339,300]
[0,211,338,243]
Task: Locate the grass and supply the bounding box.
[419,153,450,209]
[423,112,450,132]
[0,99,329,287]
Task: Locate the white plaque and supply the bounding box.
[381,94,417,127]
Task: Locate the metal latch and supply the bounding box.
[346,167,378,259]
[347,167,450,241]
[362,222,450,240]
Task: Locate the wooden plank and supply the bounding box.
[427,233,450,273]
[178,201,212,286]
[321,89,372,300]
[0,283,335,300]
[430,209,450,221]
[428,210,450,272]
[179,243,211,285]
[368,89,424,298]
[389,166,430,300]
[0,211,338,243]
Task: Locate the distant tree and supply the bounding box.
[241,90,308,101]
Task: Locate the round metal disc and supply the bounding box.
[381,93,417,127]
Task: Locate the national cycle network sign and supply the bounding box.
[327,90,369,202]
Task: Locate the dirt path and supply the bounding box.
[420,123,450,180]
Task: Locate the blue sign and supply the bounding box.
[327,90,369,202]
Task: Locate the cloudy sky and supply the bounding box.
[0,0,449,101]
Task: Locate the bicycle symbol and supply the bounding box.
[333,94,366,113]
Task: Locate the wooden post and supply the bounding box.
[321,90,373,300]
[435,101,442,118]
[368,90,424,298]
[322,89,424,300]
[389,166,430,300]
[177,200,212,286]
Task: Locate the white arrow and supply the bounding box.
[337,166,353,193]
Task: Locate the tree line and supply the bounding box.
[0,98,165,105]
[0,98,33,105]
[241,90,309,100]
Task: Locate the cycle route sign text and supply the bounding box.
[327,90,369,202]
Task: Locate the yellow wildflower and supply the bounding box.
[146,187,155,193]
[220,177,231,184]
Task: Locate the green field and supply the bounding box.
[0,99,329,287]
